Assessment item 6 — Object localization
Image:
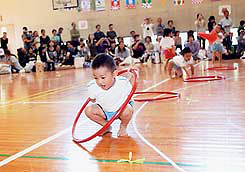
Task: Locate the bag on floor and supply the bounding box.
[0,64,11,74]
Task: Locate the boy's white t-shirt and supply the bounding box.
[160,37,175,50]
[87,76,132,112]
[172,55,194,67]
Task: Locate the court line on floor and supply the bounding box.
[0,62,204,167]
[0,80,89,108]
[133,75,245,172]
[0,77,170,167]
[0,154,202,167]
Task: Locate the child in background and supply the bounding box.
[198,25,223,64]
[174,31,182,51]
[85,54,134,137]
[167,47,194,79]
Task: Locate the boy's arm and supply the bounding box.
[190,64,194,76]
[183,66,190,77]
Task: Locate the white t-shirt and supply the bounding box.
[160,37,175,50]
[141,23,154,38]
[172,55,194,67]
[87,76,132,112]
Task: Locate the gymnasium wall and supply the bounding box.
[0,0,244,53]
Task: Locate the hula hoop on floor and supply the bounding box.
[184,75,225,82]
[206,66,237,71]
[72,68,137,143]
[134,91,180,102]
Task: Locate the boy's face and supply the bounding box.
[92,67,117,90]
[184,52,192,61]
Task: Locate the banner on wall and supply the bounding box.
[174,0,184,5]
[192,0,204,5]
[126,0,136,9]
[80,0,91,11]
[219,5,231,16]
[111,0,120,10]
[211,0,222,1]
[142,0,152,8]
[95,0,105,11]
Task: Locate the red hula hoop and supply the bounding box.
[134,91,180,102]
[184,75,225,82]
[72,68,137,143]
[206,66,237,71]
[72,68,181,143]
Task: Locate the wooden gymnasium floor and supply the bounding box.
[1,59,245,172]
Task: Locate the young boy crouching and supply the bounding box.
[85,54,133,137]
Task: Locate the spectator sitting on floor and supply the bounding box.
[96,37,110,54]
[17,48,29,67]
[184,35,200,61]
[5,50,24,73]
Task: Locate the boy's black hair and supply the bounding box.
[181,47,192,56]
[109,24,113,27]
[92,53,116,71]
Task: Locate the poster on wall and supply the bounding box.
[173,0,184,6]
[111,0,120,10]
[192,0,204,5]
[142,0,152,8]
[78,20,88,30]
[219,5,231,16]
[126,0,136,9]
[95,0,105,11]
[80,0,91,11]
[52,0,78,10]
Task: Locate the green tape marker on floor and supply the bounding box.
[0,154,203,167]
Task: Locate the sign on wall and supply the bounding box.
[126,0,136,9]
[192,0,204,5]
[174,0,184,6]
[142,0,152,8]
[95,0,105,11]
[111,0,120,10]
[80,0,91,11]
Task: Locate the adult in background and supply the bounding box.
[22,27,32,50]
[141,18,154,39]
[219,8,232,34]
[155,17,165,37]
[40,29,50,48]
[86,33,97,59]
[166,20,176,35]
[32,31,40,51]
[70,22,80,48]
[106,24,117,44]
[56,27,64,45]
[0,32,8,51]
[238,20,244,36]
[115,41,131,66]
[94,24,105,43]
[131,34,146,63]
[95,37,110,54]
[195,13,206,49]
[208,16,216,33]
[51,29,60,45]
[5,49,24,73]
[17,48,28,67]
[129,30,136,47]
[184,35,200,61]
